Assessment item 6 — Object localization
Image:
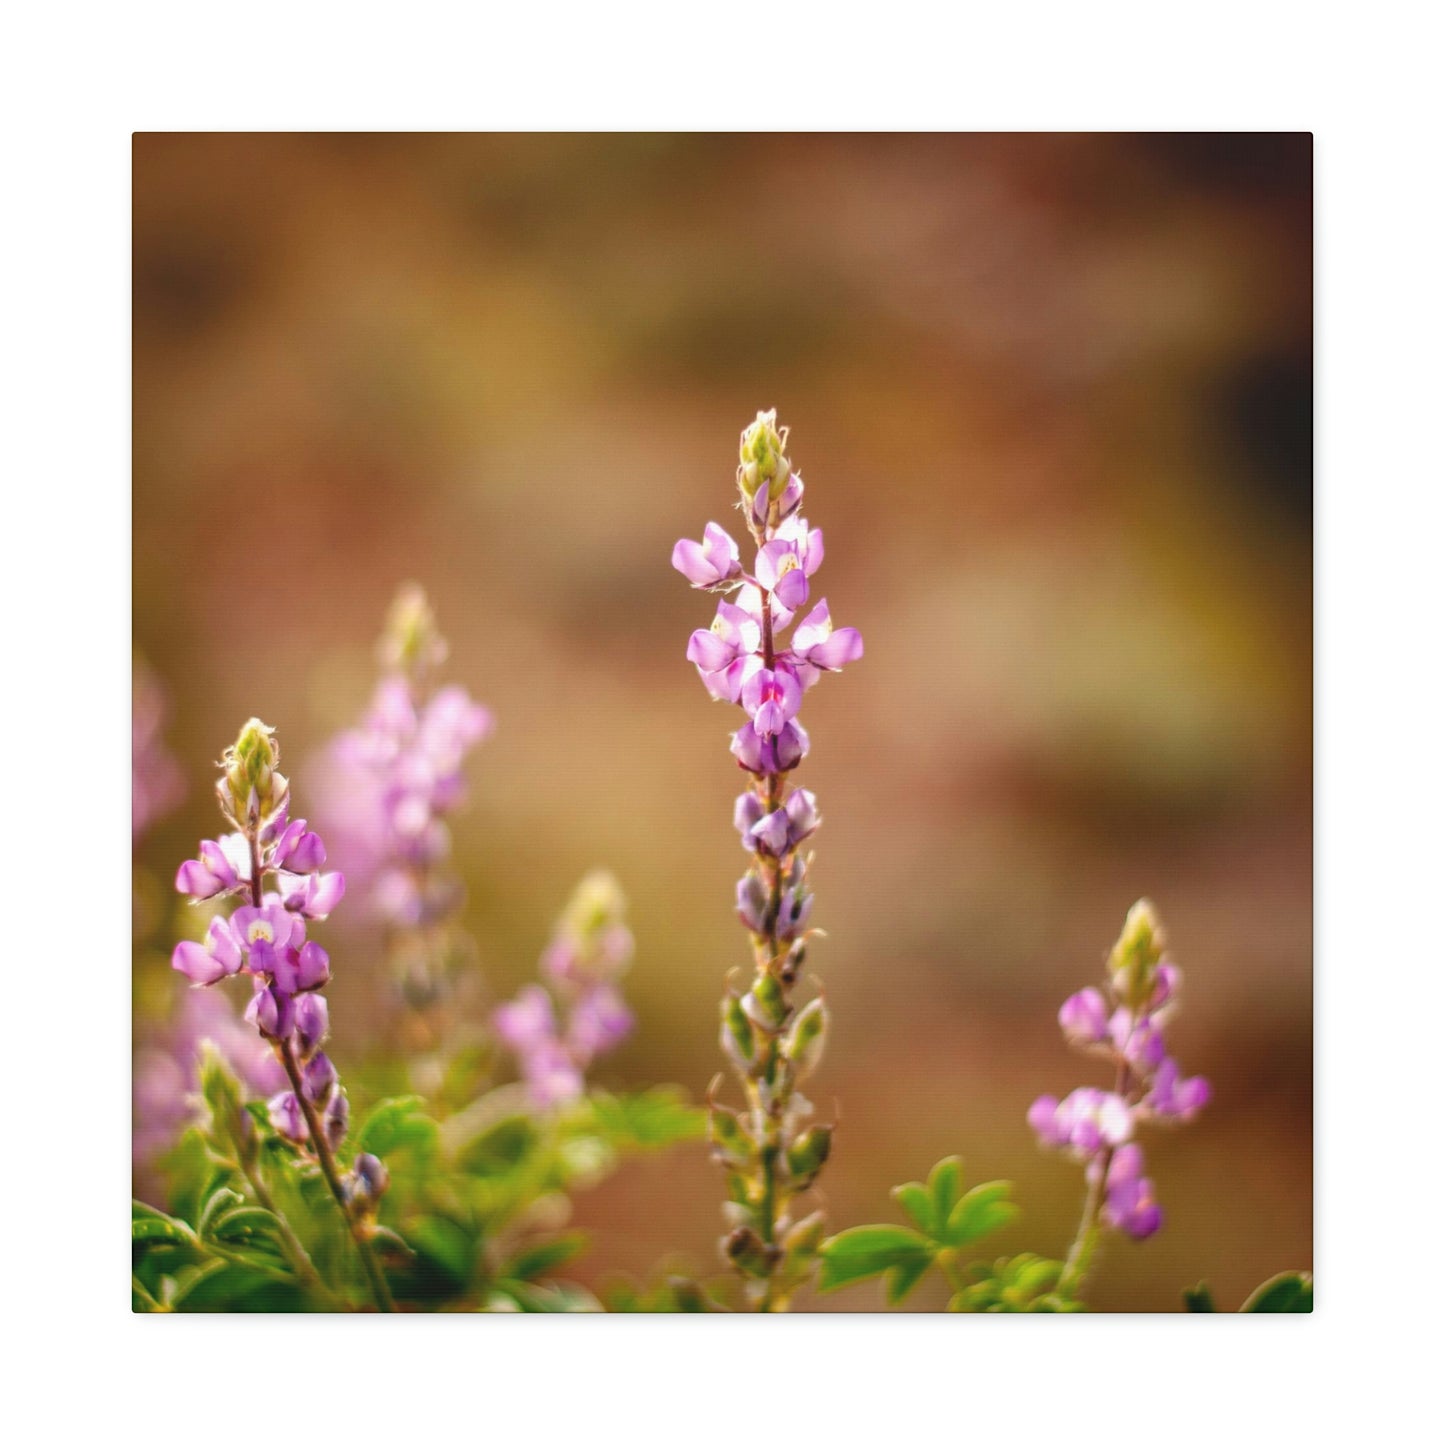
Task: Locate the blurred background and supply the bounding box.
[132,133,1311,1311]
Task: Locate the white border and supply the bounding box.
[4,1,1440,1436]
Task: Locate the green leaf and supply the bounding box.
[884,1252,934,1305]
[355,1095,437,1158]
[1183,1281,1217,1312]
[1241,1271,1313,1313]
[497,1280,603,1313]
[586,1087,706,1149]
[456,1114,539,1178]
[209,1207,283,1247]
[197,1186,246,1238]
[504,1233,587,1282]
[890,1181,935,1235]
[817,1225,934,1293]
[948,1253,1074,1312]
[405,1215,475,1289]
[928,1156,963,1227]
[944,1181,1020,1246]
[131,1204,197,1250]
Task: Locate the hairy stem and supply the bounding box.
[237,1154,339,1306]
[277,1039,395,1312]
[1059,1052,1132,1300]
[249,827,395,1312]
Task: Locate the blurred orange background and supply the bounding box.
[132,133,1311,1311]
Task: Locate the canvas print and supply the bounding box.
[132,133,1312,1313]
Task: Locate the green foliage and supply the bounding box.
[818,1225,935,1295]
[138,1075,703,1312]
[818,1157,1020,1306]
[604,1274,729,1313]
[949,1254,1080,1313]
[356,1095,440,1160]
[585,1087,707,1150]
[1241,1271,1313,1312]
[1184,1271,1312,1313]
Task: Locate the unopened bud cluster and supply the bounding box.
[673,410,862,1309]
[1029,900,1210,1244]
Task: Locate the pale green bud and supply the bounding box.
[742,972,789,1031]
[737,409,793,502]
[1108,898,1166,1011]
[708,1105,753,1167]
[561,868,627,942]
[783,997,829,1080]
[785,1123,833,1184]
[781,1209,828,1259]
[720,992,756,1070]
[379,582,447,677]
[219,718,287,827]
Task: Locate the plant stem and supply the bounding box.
[277,1039,396,1312]
[237,1155,340,1307]
[248,827,396,1313]
[1059,1052,1133,1301]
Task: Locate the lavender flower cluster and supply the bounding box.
[673,410,861,1309]
[1030,900,1210,1262]
[494,870,635,1108]
[313,585,492,944]
[170,720,387,1219]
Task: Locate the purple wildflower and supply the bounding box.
[309,585,490,1029]
[1032,900,1210,1266]
[673,410,860,1309]
[167,720,371,1184]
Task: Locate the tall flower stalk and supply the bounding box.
[672,410,863,1310]
[1028,900,1211,1300]
[172,719,395,1311]
[311,585,492,1054]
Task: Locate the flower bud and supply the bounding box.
[323,1087,350,1150]
[742,972,788,1031]
[784,788,820,845]
[379,583,448,677]
[301,1049,337,1105]
[1108,899,1166,1012]
[785,1124,833,1184]
[735,873,770,934]
[783,996,828,1080]
[346,1151,390,1213]
[220,718,288,827]
[246,982,295,1040]
[737,410,793,502]
[294,993,329,1057]
[294,940,331,992]
[708,1106,752,1167]
[781,1209,827,1259]
[1058,986,1109,1046]
[561,868,627,943]
[268,1090,307,1143]
[733,791,766,846]
[723,1226,778,1278]
[720,992,755,1069]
